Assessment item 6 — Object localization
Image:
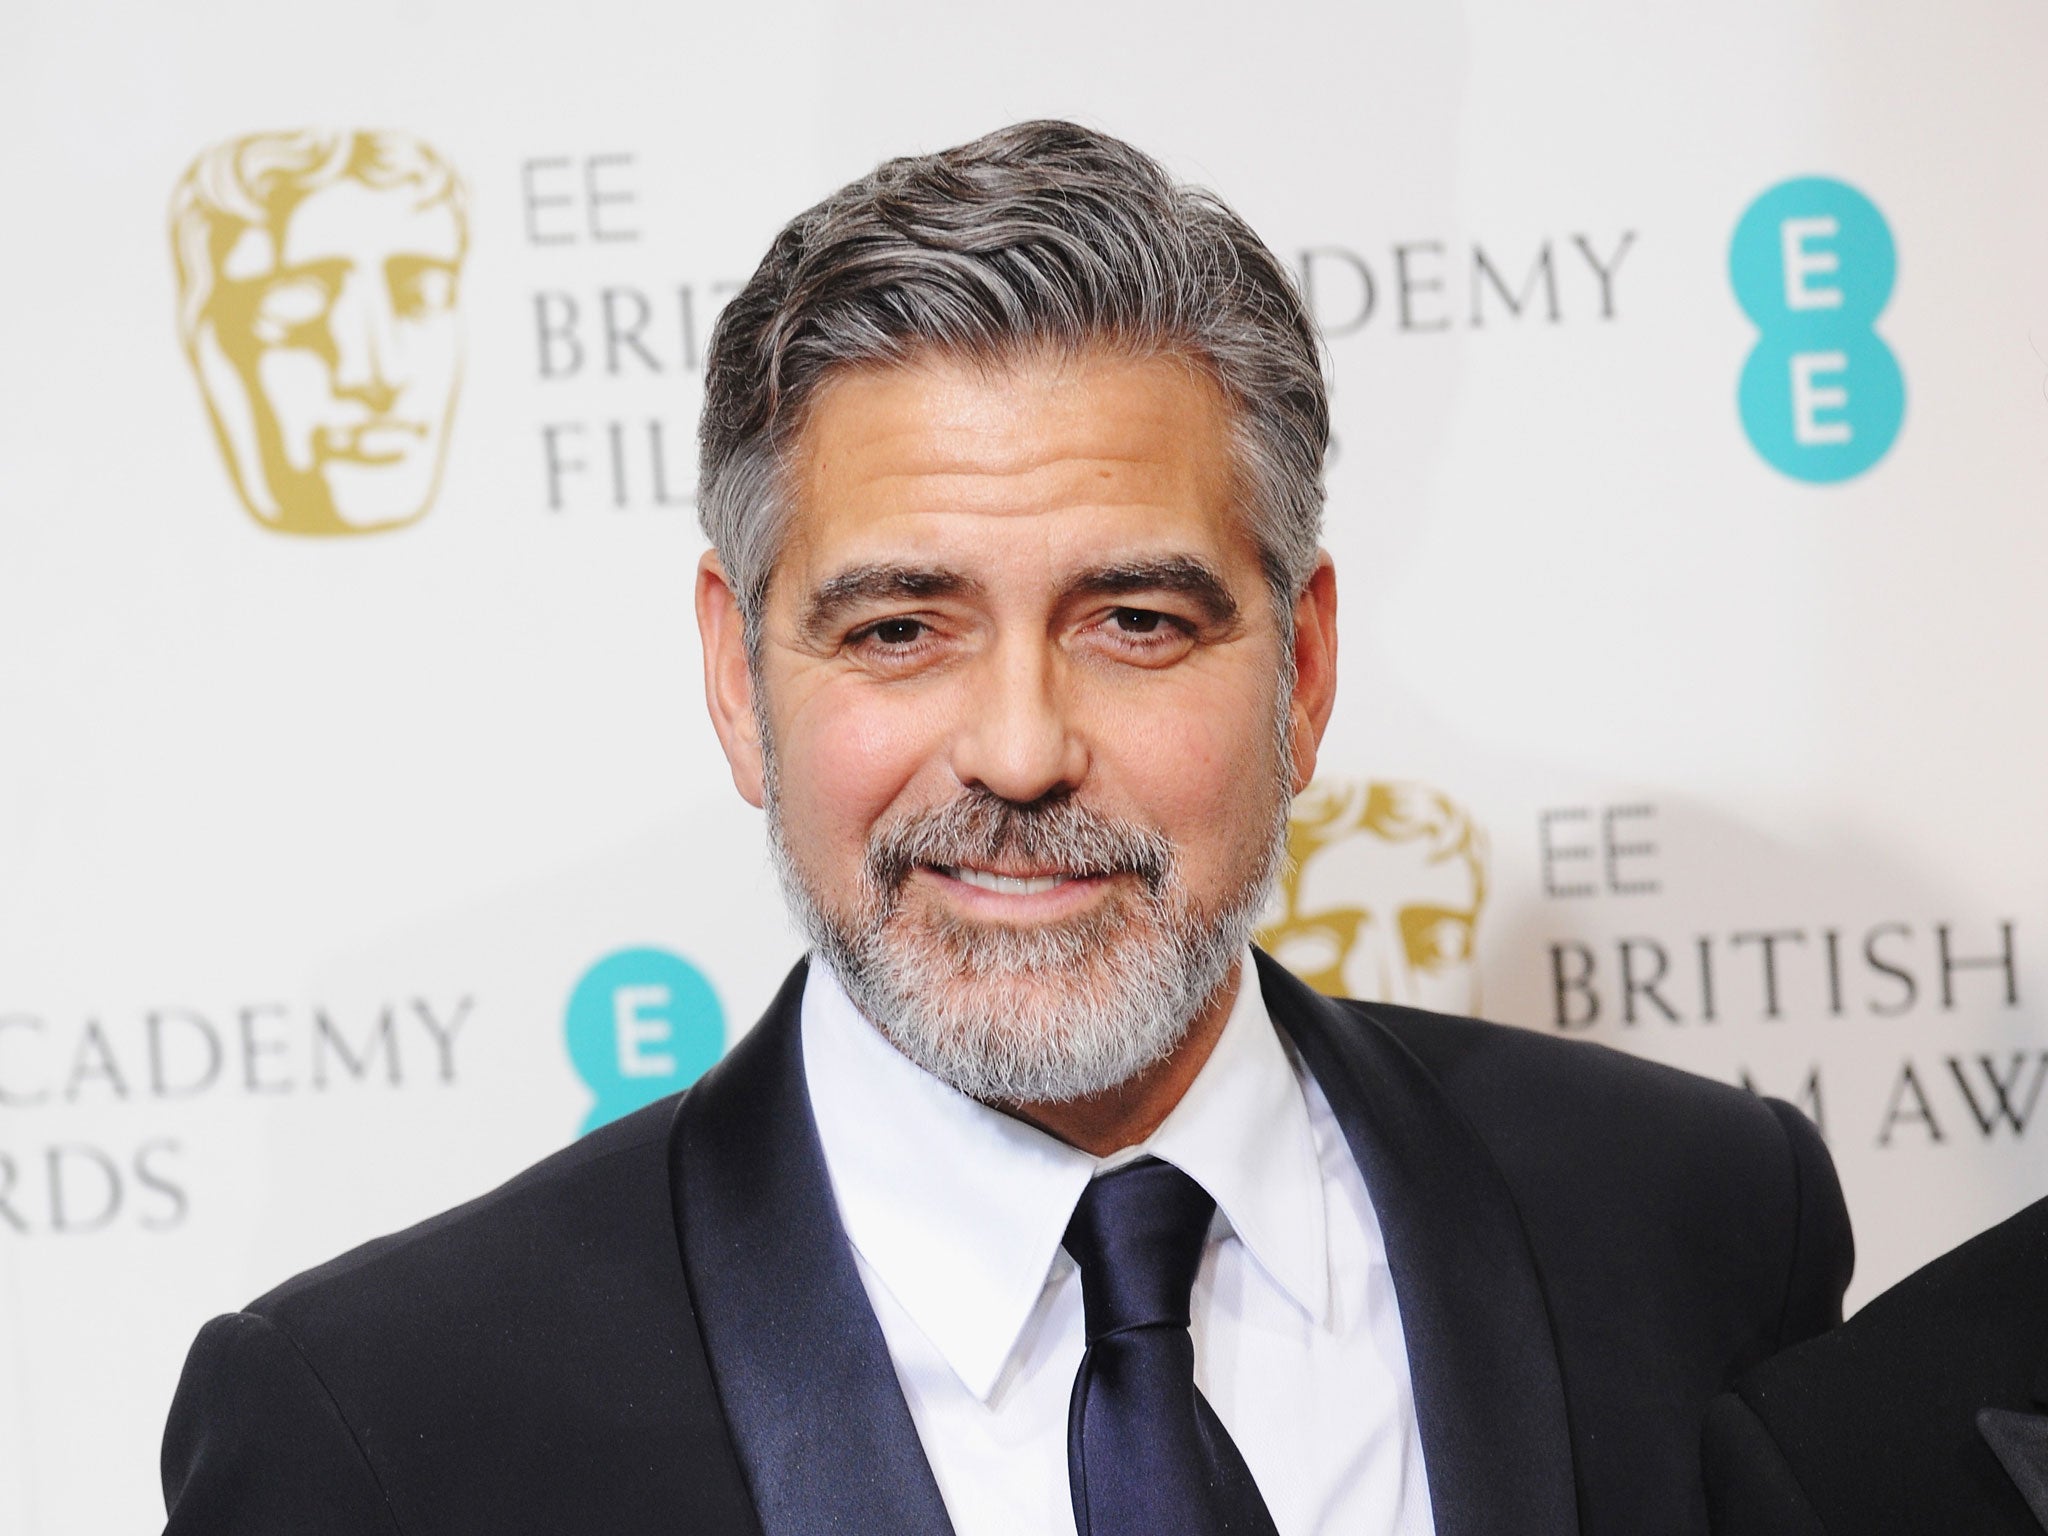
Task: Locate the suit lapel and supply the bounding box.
[1257,951,1579,1536]
[1976,1359,2048,1532]
[1978,1409,2048,1531]
[668,961,956,1536]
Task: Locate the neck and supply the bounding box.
[996,963,1244,1156]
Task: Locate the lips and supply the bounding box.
[865,788,1173,904]
[937,865,1081,896]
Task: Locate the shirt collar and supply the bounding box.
[1144,957,1330,1328]
[801,951,1331,1404]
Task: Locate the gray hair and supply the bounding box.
[697,119,1328,652]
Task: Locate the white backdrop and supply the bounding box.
[5,2,2048,1530]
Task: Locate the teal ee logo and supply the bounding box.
[1730,177,1904,483]
[565,947,725,1133]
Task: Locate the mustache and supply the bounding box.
[863,791,1172,900]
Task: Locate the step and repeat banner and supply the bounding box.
[5,1,2048,1529]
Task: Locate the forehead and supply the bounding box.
[779,348,1251,583]
[220,180,463,279]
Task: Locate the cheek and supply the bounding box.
[773,683,948,859]
[1094,669,1282,860]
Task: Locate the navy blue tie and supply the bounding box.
[1062,1158,1283,1536]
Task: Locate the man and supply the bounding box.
[1703,1193,2048,1534]
[1257,779,1489,1014]
[161,121,1851,1536]
[169,129,467,536]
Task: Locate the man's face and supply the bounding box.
[1262,798,1482,1013]
[201,179,462,534]
[706,349,1331,1101]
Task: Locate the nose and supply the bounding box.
[326,271,399,413]
[947,634,1088,805]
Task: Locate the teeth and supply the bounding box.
[948,866,1073,896]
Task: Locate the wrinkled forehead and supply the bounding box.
[218,180,464,280]
[777,349,1252,573]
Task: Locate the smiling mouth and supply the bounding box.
[933,864,1090,896]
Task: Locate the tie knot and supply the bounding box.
[1062,1158,1216,1342]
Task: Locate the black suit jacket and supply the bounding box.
[163,953,1851,1536]
[1702,1193,2048,1536]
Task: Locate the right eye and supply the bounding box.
[842,615,953,674]
[868,619,926,646]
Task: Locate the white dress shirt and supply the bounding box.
[800,952,1436,1536]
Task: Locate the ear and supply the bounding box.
[1285,552,1338,794]
[696,550,766,808]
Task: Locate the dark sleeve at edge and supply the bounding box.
[161,1310,403,1536]
[1761,1097,1855,1347]
[1702,1390,1833,1536]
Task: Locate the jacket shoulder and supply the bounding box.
[171,1093,761,1533]
[1333,999,1852,1536]
[1745,1190,2048,1392]
[1350,998,1850,1358]
[1733,1193,2048,1445]
[1358,999,1775,1136]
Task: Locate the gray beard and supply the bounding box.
[765,771,1289,1106]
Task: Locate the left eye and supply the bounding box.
[1113,609,1165,634]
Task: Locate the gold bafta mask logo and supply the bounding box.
[1258,780,1490,1014]
[169,130,468,536]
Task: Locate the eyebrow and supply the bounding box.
[1057,556,1241,626]
[799,564,985,644]
[797,553,1242,644]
